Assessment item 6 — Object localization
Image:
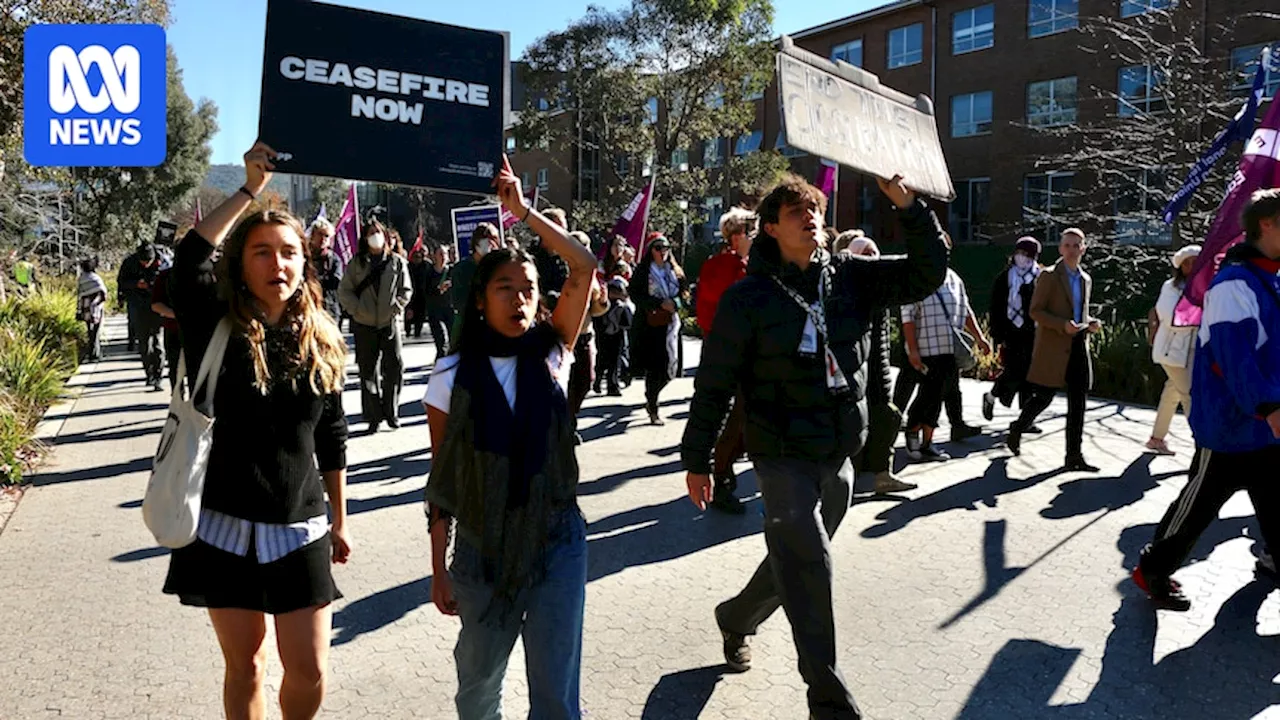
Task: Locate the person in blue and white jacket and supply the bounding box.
[1133,188,1280,611]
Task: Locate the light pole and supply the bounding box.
[676,199,689,264]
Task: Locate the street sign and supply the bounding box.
[776,36,955,202]
[450,205,504,257]
[257,0,509,195]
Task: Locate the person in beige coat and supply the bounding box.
[339,219,414,432]
[1006,228,1103,472]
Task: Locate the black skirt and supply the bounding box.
[163,533,342,615]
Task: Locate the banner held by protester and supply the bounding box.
[451,205,504,257]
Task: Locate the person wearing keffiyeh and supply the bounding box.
[983,237,1042,422]
[76,258,107,362]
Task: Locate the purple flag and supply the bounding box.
[816,162,836,197]
[1175,85,1280,326]
[611,177,655,254]
[332,184,360,268]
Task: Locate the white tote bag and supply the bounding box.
[142,318,232,549]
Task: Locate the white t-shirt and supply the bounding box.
[423,347,573,414]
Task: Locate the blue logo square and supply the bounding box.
[23,24,167,167]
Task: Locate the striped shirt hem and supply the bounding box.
[196,508,329,564]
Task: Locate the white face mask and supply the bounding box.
[1014,254,1034,270]
[367,233,385,253]
[474,238,491,257]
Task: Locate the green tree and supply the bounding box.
[72,45,217,254]
[517,0,786,238]
[306,176,347,222]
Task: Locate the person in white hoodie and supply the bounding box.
[1145,244,1202,455]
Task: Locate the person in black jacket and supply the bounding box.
[165,142,351,719]
[630,234,686,425]
[117,242,166,389]
[406,246,430,339]
[681,173,947,720]
[308,218,343,324]
[982,237,1043,423]
[843,236,917,494]
[424,245,454,357]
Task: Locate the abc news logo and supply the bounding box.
[24,24,166,167]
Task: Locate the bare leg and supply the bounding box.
[275,603,333,720]
[209,608,269,720]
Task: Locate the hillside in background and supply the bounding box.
[204,164,291,197]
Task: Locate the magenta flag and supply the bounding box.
[333,183,360,268]
[1176,92,1280,326]
[611,177,655,254]
[500,186,538,230]
[816,162,836,197]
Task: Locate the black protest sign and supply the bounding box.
[776,37,955,202]
[258,0,509,195]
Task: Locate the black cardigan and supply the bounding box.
[170,231,348,524]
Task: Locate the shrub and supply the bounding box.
[0,332,66,414]
[0,393,28,485]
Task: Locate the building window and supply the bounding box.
[644,97,658,125]
[536,168,549,190]
[734,131,763,155]
[505,136,516,154]
[951,91,993,137]
[888,23,924,69]
[1027,76,1077,126]
[858,183,876,235]
[1028,0,1077,38]
[521,171,532,188]
[704,196,725,240]
[773,132,805,158]
[1115,167,1173,246]
[832,39,863,66]
[671,148,689,169]
[953,5,995,55]
[704,138,725,168]
[1023,172,1074,240]
[1231,43,1280,100]
[641,154,654,178]
[1118,64,1165,116]
[950,178,991,244]
[743,77,764,101]
[707,84,726,109]
[1120,0,1171,18]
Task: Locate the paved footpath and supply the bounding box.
[1,315,1276,719]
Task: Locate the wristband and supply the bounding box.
[522,205,533,222]
[238,186,257,201]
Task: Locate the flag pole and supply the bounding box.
[638,170,658,256]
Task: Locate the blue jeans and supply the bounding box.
[451,509,587,720]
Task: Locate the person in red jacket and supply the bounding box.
[695,206,757,514]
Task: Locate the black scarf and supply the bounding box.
[455,322,562,508]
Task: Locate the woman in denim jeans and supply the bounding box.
[423,156,598,720]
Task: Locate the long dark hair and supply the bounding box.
[357,219,387,258]
[451,247,552,357]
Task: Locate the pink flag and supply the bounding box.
[611,177,655,255]
[1176,88,1280,326]
[500,186,539,229]
[194,197,203,224]
[333,183,360,268]
[816,161,836,197]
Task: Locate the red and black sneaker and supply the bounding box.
[1131,566,1191,612]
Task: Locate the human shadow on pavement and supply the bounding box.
[346,448,431,486]
[586,470,761,584]
[348,487,425,515]
[938,519,1023,630]
[332,576,432,647]
[640,665,728,720]
[42,402,167,422]
[52,422,162,447]
[111,546,169,562]
[958,516,1272,719]
[1039,454,1183,521]
[861,458,1065,538]
[31,456,152,485]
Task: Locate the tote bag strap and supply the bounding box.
[190,318,233,417]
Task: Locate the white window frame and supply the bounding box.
[949,177,991,244]
[1120,0,1171,18]
[520,171,532,189]
[1028,0,1078,38]
[1027,76,1077,127]
[831,39,863,66]
[1231,43,1280,100]
[951,91,993,137]
[734,131,763,155]
[1118,64,1165,117]
[1114,167,1173,246]
[953,5,995,55]
[505,136,517,153]
[671,148,689,169]
[888,23,924,69]
[704,196,725,240]
[536,168,549,190]
[704,138,725,168]
[1023,171,1075,240]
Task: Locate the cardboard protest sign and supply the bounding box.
[776,36,955,202]
[451,205,504,257]
[258,0,509,195]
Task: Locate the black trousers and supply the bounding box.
[906,355,959,430]
[134,311,164,385]
[353,322,404,426]
[595,332,624,392]
[427,306,452,356]
[894,363,965,427]
[1014,336,1089,460]
[567,332,594,417]
[163,327,182,391]
[1140,445,1280,580]
[992,329,1035,408]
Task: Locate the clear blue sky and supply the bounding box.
[168,0,879,164]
